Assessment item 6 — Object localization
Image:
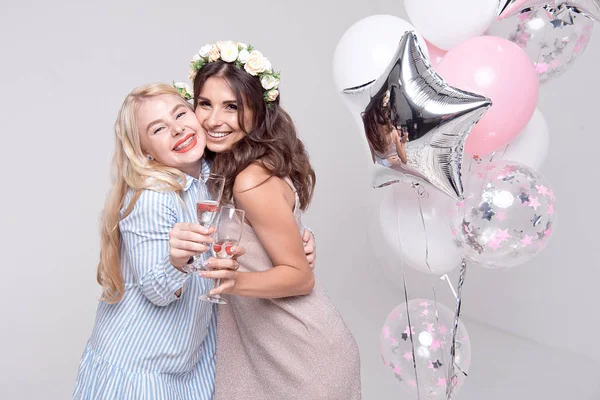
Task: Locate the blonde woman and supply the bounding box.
[73,83,316,399]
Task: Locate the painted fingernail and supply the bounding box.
[204,259,212,266]
[199,271,207,277]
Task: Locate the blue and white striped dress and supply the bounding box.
[74,161,217,399]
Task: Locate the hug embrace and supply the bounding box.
[73,40,361,399]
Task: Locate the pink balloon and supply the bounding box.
[436,36,538,155]
[425,39,447,67]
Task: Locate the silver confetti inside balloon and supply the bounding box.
[342,31,491,200]
[380,299,471,398]
[489,3,594,84]
[450,160,557,268]
[498,0,600,21]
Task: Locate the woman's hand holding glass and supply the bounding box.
[168,222,215,271]
[200,246,246,296]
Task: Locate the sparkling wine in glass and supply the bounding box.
[211,240,238,259]
[196,200,219,227]
[186,173,225,273]
[199,206,245,304]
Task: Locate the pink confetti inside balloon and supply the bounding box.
[489,4,594,84]
[380,299,471,398]
[451,160,557,268]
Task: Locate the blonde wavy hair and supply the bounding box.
[98,83,193,304]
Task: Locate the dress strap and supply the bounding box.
[282,176,300,212]
[282,176,297,193]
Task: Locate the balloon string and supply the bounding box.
[373,179,401,189]
[441,274,458,301]
[412,183,433,273]
[441,273,469,381]
[440,274,469,379]
[445,259,468,400]
[431,285,449,376]
[401,270,422,399]
[393,186,422,400]
[499,143,510,161]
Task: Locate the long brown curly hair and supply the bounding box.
[362,93,393,155]
[193,61,315,210]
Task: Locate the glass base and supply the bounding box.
[182,255,207,274]
[198,293,227,304]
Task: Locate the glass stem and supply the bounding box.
[212,278,221,297]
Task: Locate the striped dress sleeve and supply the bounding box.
[119,189,191,306]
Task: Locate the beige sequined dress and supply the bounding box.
[215,178,361,400]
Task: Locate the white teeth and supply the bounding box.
[174,135,194,151]
[208,131,230,138]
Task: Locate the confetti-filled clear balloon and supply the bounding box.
[498,0,600,22]
[451,160,557,268]
[489,4,594,84]
[381,299,471,398]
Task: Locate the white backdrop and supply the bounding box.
[1,0,599,398]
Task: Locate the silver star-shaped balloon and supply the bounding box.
[498,0,600,22]
[342,32,491,199]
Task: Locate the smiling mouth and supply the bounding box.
[207,131,231,139]
[173,134,196,151]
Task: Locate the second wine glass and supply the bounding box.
[199,206,245,304]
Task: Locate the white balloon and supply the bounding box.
[404,0,498,50]
[500,108,550,170]
[332,15,429,94]
[464,108,550,171]
[376,183,463,275]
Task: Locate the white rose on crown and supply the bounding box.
[220,41,239,62]
[173,81,193,100]
[266,89,279,102]
[382,89,390,107]
[263,58,272,73]
[244,50,268,76]
[173,81,187,90]
[192,54,201,62]
[238,49,250,63]
[237,42,248,50]
[208,46,221,62]
[261,74,280,90]
[198,44,213,58]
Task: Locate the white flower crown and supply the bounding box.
[179,41,280,104]
[382,89,391,108]
[173,81,193,101]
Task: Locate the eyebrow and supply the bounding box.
[145,104,188,133]
[196,95,237,105]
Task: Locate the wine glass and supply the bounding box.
[199,206,245,304]
[185,173,225,273]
